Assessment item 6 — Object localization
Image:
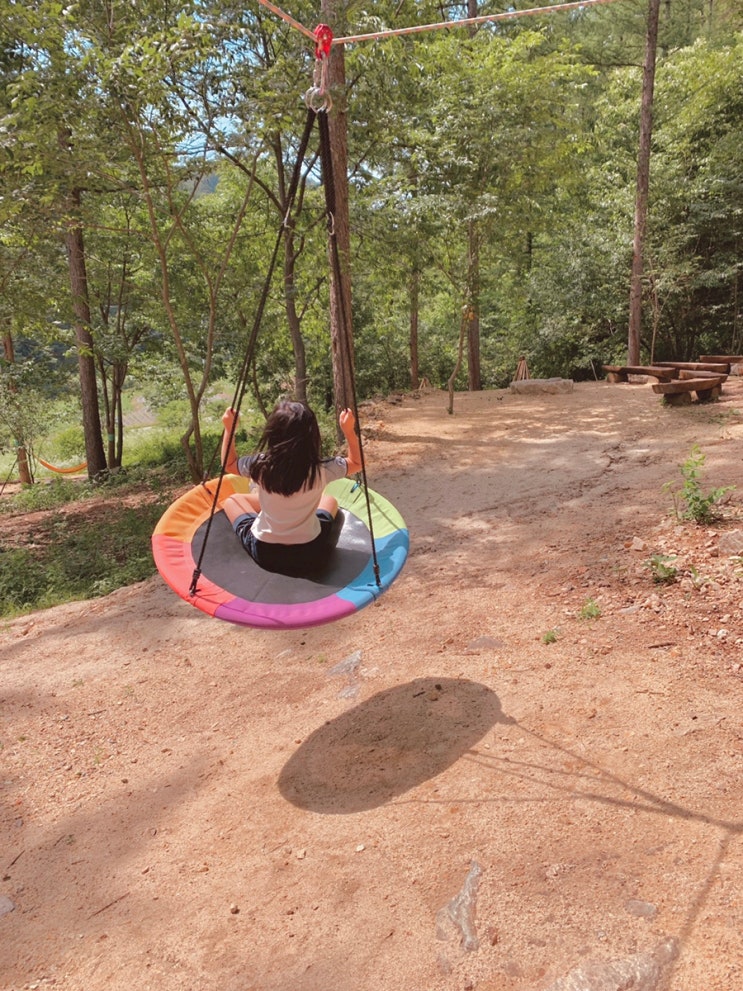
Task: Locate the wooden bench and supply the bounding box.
[652,376,726,405]
[677,368,728,384]
[699,355,743,375]
[602,364,675,383]
[654,360,730,374]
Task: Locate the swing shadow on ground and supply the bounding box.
[278,682,741,987]
[277,677,512,814]
[397,719,743,989]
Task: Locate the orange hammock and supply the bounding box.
[37,457,88,475]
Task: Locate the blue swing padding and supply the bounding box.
[152,476,408,629]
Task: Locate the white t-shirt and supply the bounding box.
[237,455,348,544]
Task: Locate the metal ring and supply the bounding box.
[304,86,332,112]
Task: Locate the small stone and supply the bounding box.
[0,895,15,917]
[356,844,365,853]
[718,530,743,556]
[466,636,505,651]
[229,903,240,915]
[625,898,658,919]
[509,378,573,395]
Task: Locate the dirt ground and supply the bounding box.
[1,380,742,991]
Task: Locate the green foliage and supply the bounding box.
[48,424,85,462]
[579,598,602,621]
[542,629,559,644]
[646,553,678,585]
[0,548,50,614]
[4,477,81,513]
[119,435,193,481]
[664,444,734,524]
[0,379,46,455]
[2,0,742,419]
[647,35,743,357]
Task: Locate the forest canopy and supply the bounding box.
[1,0,741,478]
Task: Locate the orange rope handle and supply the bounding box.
[37,458,88,475]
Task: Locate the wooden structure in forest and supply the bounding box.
[514,357,530,381]
[602,356,739,406]
[602,364,674,383]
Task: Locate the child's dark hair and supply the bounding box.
[249,401,322,495]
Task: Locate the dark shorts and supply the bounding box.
[232,510,338,577]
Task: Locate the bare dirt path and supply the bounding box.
[2,381,742,991]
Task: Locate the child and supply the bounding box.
[220,401,362,576]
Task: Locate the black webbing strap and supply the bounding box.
[317,110,381,588]
[189,108,318,596]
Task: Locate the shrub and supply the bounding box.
[664,445,734,525]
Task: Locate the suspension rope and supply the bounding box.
[189,108,318,597]
[316,107,382,589]
[253,0,317,42]
[334,0,626,45]
[255,0,627,49]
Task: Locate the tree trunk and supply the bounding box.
[467,219,482,390]
[448,310,468,415]
[466,0,482,391]
[320,0,356,417]
[64,188,107,479]
[409,267,420,391]
[628,0,661,365]
[2,329,33,485]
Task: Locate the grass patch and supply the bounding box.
[0,485,174,618]
[579,598,602,620]
[0,476,83,514]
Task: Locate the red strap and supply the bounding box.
[313,23,333,58]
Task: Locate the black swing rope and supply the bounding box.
[189,105,381,596]
[316,109,381,588]
[189,108,316,595]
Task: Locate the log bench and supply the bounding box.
[699,355,743,375]
[654,360,730,374]
[677,368,728,384]
[652,376,726,405]
[602,364,675,383]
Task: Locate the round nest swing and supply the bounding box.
[152,475,409,629]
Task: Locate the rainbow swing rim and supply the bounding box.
[151,475,408,629]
